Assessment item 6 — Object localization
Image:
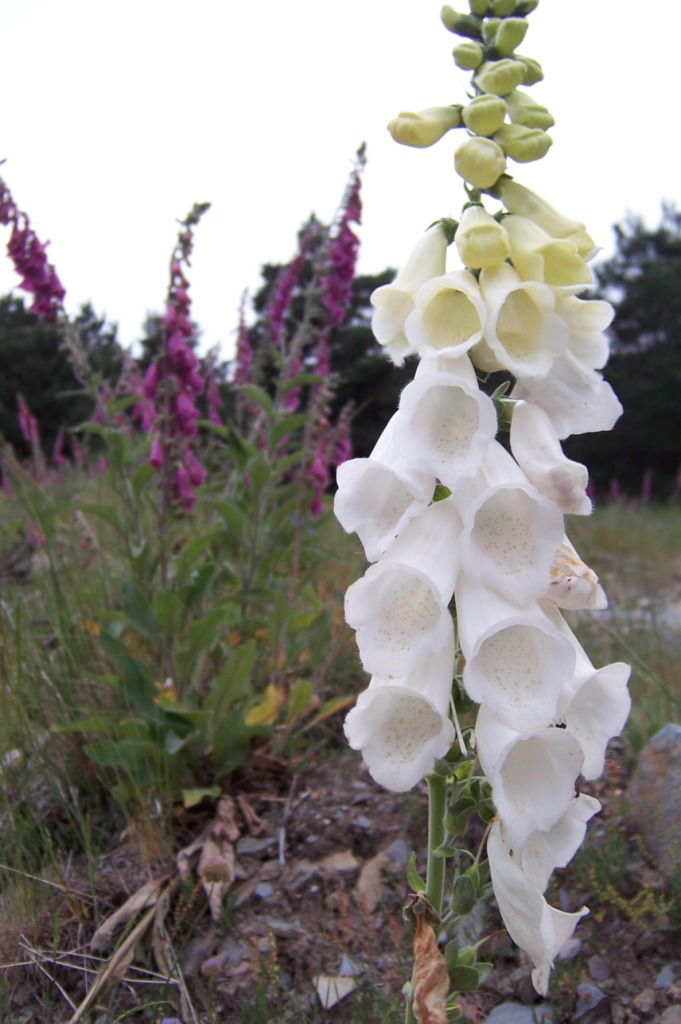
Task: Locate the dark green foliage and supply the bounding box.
[0,295,122,458]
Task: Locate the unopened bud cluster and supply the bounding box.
[388,0,554,192]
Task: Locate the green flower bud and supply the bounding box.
[462,94,507,135]
[441,5,483,38]
[468,0,490,13]
[492,0,516,14]
[455,204,511,268]
[494,122,553,162]
[475,58,526,96]
[482,17,501,42]
[388,105,463,148]
[454,136,506,188]
[506,89,554,129]
[516,54,544,84]
[453,40,485,69]
[494,16,529,55]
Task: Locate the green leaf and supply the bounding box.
[122,582,161,642]
[450,874,477,916]
[249,453,272,491]
[407,852,426,894]
[75,502,124,534]
[270,413,308,447]
[131,461,154,498]
[182,786,221,808]
[447,964,481,993]
[285,679,315,725]
[99,632,157,714]
[204,641,257,715]
[240,384,273,416]
[280,372,322,393]
[154,590,184,635]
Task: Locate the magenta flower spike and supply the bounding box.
[1,176,65,321]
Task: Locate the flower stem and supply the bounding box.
[405,772,448,1024]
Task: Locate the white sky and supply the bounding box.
[2,0,679,357]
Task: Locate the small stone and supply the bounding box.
[573,982,607,1021]
[632,988,656,1015]
[352,815,373,830]
[655,965,676,989]
[484,1002,552,1024]
[588,955,611,982]
[383,839,409,864]
[660,1008,681,1024]
[339,954,362,976]
[627,723,681,877]
[264,917,305,937]
[254,882,273,899]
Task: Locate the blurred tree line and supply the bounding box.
[1,204,680,499]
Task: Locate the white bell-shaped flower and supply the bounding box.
[344,640,456,792]
[495,179,597,258]
[394,362,497,489]
[344,498,460,677]
[543,539,607,610]
[511,351,623,438]
[475,703,584,848]
[510,401,592,515]
[371,227,448,364]
[454,442,564,604]
[475,263,568,378]
[487,819,590,996]
[334,415,435,562]
[518,793,602,893]
[456,571,576,733]
[405,270,487,358]
[556,293,613,371]
[504,215,593,289]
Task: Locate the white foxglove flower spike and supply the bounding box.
[371,226,448,364]
[510,401,592,515]
[557,293,613,371]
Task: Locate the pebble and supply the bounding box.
[655,965,676,989]
[254,882,274,899]
[588,954,612,982]
[632,988,656,1015]
[483,1002,553,1024]
[660,1008,681,1024]
[572,982,607,1021]
[627,723,681,878]
[352,815,372,830]
[384,838,409,864]
[236,836,277,854]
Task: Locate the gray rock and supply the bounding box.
[484,1002,552,1024]
[572,982,607,1021]
[236,836,277,854]
[588,954,611,982]
[383,838,409,864]
[655,964,676,989]
[660,1008,681,1024]
[254,882,274,899]
[627,724,681,877]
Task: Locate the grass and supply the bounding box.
[1,477,681,1022]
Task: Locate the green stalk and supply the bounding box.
[405,771,448,1024]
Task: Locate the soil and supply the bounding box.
[3,737,680,1024]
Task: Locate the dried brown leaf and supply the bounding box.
[354,852,387,914]
[90,877,166,953]
[412,914,449,1024]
